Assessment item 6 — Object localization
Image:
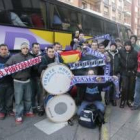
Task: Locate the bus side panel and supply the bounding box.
[54,32,72,49]
[0,25,53,50]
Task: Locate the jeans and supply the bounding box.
[14,80,32,118]
[0,84,14,113]
[31,77,43,107]
[133,77,140,107]
[77,100,105,116]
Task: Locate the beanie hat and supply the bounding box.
[20,42,29,49]
[110,42,117,48]
[124,40,132,47]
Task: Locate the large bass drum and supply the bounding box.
[45,94,76,123]
[41,63,73,95]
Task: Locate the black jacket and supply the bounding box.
[29,51,42,78]
[38,54,63,74]
[0,54,13,84]
[108,50,120,75]
[119,47,138,76]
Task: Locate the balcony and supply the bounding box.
[123,9,131,16]
[103,0,109,6]
[124,0,132,4]
[124,22,131,27]
[112,2,116,10]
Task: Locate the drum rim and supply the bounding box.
[45,94,76,122]
[41,63,73,95]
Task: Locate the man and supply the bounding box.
[77,69,117,116]
[131,51,140,110]
[39,46,63,74]
[0,44,14,120]
[29,43,43,115]
[130,35,140,52]
[53,42,62,53]
[53,42,63,63]
[107,43,120,106]
[6,42,34,124]
[115,38,123,50]
[119,40,137,108]
[91,40,98,51]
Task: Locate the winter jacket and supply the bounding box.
[119,47,138,76]
[108,50,120,75]
[38,54,63,74]
[0,54,13,84]
[29,51,42,77]
[6,53,33,80]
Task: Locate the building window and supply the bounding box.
[81,2,87,9]
[104,6,109,16]
[118,12,121,20]
[112,0,115,3]
[104,0,109,5]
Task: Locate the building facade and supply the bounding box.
[131,0,140,38]
[59,0,140,38]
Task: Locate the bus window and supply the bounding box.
[0,0,45,29]
[0,0,4,10]
[104,21,118,38]
[118,25,129,41]
[83,14,93,35]
[50,4,82,32]
[82,14,103,36]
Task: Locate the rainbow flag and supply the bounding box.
[60,50,81,63]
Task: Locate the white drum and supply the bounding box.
[45,94,76,123]
[41,63,73,95]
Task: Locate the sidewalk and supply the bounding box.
[0,105,140,140]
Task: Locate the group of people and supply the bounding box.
[0,31,140,125]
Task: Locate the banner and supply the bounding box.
[71,75,120,95]
[0,56,41,78]
[69,59,105,70]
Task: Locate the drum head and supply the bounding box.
[41,63,73,95]
[45,95,76,123]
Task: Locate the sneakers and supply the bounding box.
[15,117,23,124]
[25,112,35,117]
[0,113,5,120]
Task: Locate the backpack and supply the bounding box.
[78,104,105,129]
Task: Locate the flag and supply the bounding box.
[60,50,81,63]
